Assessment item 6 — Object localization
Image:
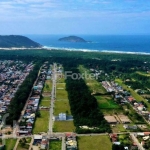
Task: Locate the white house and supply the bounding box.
[59,113,66,120]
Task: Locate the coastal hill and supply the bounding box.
[0,35,42,48]
[58,36,87,43]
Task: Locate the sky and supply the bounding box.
[1,0,150,35]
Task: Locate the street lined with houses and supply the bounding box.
[1,61,150,150]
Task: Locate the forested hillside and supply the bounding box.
[0,35,41,48]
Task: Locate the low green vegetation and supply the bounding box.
[43,80,52,92]
[4,139,17,150]
[111,124,127,133]
[56,89,68,99]
[118,134,132,146]
[57,83,66,89]
[49,140,62,150]
[136,71,150,77]
[33,111,49,133]
[57,77,65,83]
[124,104,145,124]
[95,95,120,109]
[54,99,71,115]
[101,108,123,115]
[41,97,50,101]
[40,97,50,107]
[78,65,106,94]
[78,135,112,150]
[55,80,71,115]
[53,121,75,132]
[17,138,31,150]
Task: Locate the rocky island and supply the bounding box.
[0,35,42,48]
[58,36,87,43]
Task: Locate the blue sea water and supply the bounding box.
[27,35,150,54]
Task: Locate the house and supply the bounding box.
[109,134,118,142]
[123,125,137,130]
[113,142,121,145]
[144,132,150,136]
[59,113,66,120]
[34,135,42,140]
[66,133,77,150]
[137,105,144,111]
[127,97,134,102]
[40,137,48,149]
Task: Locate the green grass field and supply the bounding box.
[53,121,75,132]
[57,77,65,83]
[33,111,49,133]
[57,83,66,89]
[5,139,17,150]
[17,143,30,150]
[49,140,62,150]
[78,65,107,94]
[42,97,50,101]
[111,124,127,133]
[54,99,71,115]
[43,80,52,92]
[78,135,112,150]
[101,108,123,115]
[95,95,120,109]
[56,89,68,99]
[136,71,150,77]
[40,97,50,107]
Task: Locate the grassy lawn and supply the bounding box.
[57,83,66,89]
[49,140,62,150]
[43,80,52,92]
[95,95,120,109]
[42,97,50,101]
[17,143,30,150]
[40,100,50,107]
[54,99,71,115]
[111,124,127,133]
[101,108,123,115]
[40,97,50,107]
[136,71,150,77]
[57,77,65,83]
[118,134,132,145]
[5,139,17,150]
[78,65,107,94]
[78,135,112,150]
[33,111,49,133]
[57,70,65,83]
[115,78,150,111]
[56,89,68,99]
[53,121,75,132]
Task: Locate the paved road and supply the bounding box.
[28,137,34,150]
[13,138,20,150]
[130,133,145,150]
[49,63,57,134]
[61,136,66,150]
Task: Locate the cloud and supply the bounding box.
[0,0,150,22]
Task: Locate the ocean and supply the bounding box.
[27,35,150,54]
